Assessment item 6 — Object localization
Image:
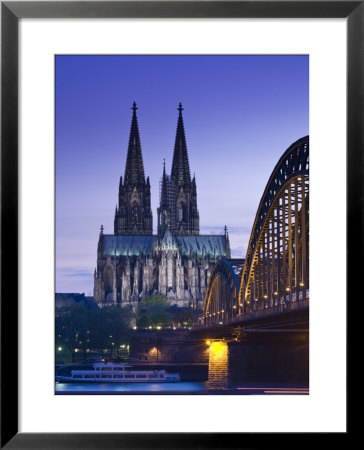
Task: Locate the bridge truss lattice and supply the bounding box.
[203,136,309,325]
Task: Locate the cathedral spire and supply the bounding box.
[160,158,169,208]
[124,102,145,185]
[171,103,191,186]
[114,103,152,235]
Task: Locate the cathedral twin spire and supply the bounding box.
[115,102,199,237]
[159,102,199,236]
[171,103,191,187]
[124,102,146,186]
[114,102,152,235]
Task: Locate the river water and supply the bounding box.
[55,381,309,395]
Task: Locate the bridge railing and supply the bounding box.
[198,295,309,329]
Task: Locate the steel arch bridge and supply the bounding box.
[202,136,309,326]
[203,259,240,325]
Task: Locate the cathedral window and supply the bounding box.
[131,205,138,222]
[178,204,183,222]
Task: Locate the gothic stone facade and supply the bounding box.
[94,103,230,310]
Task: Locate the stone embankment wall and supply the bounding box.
[129,329,209,363]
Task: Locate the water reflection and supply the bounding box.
[55,381,308,395]
[55,381,208,393]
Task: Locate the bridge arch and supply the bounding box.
[238,136,309,314]
[203,258,240,325]
[201,136,309,326]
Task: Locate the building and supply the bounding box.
[94,102,230,310]
[55,293,97,312]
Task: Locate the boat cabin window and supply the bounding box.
[113,375,124,378]
[124,374,135,378]
[101,375,112,378]
[136,375,147,378]
[101,367,112,371]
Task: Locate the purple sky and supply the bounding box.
[56,55,309,295]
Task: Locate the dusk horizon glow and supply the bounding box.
[56,55,309,295]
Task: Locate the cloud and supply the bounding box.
[200,225,251,235]
[230,246,246,259]
[56,266,94,293]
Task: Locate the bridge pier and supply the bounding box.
[226,329,309,385]
[205,329,308,389]
[129,327,309,387]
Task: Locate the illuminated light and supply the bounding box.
[209,341,228,358]
[75,349,79,353]
[205,340,211,345]
[221,309,224,313]
[299,282,304,287]
[263,295,268,299]
[274,292,278,295]
[58,347,62,352]
[148,326,152,329]
[233,305,237,309]
[156,326,161,330]
[133,326,137,330]
[255,298,258,302]
[286,287,290,292]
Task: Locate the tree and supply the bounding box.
[55,303,90,362]
[136,295,173,328]
[55,302,134,361]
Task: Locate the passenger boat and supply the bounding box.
[56,362,180,383]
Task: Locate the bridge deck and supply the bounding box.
[196,298,309,331]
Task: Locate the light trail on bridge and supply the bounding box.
[237,387,309,394]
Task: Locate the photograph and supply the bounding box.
[55,54,309,395]
[1,0,354,445]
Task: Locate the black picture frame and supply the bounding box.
[1,1,354,448]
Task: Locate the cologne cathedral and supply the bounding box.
[93,102,230,310]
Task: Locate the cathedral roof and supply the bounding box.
[160,229,178,250]
[175,235,227,257]
[101,234,227,258]
[102,235,157,256]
